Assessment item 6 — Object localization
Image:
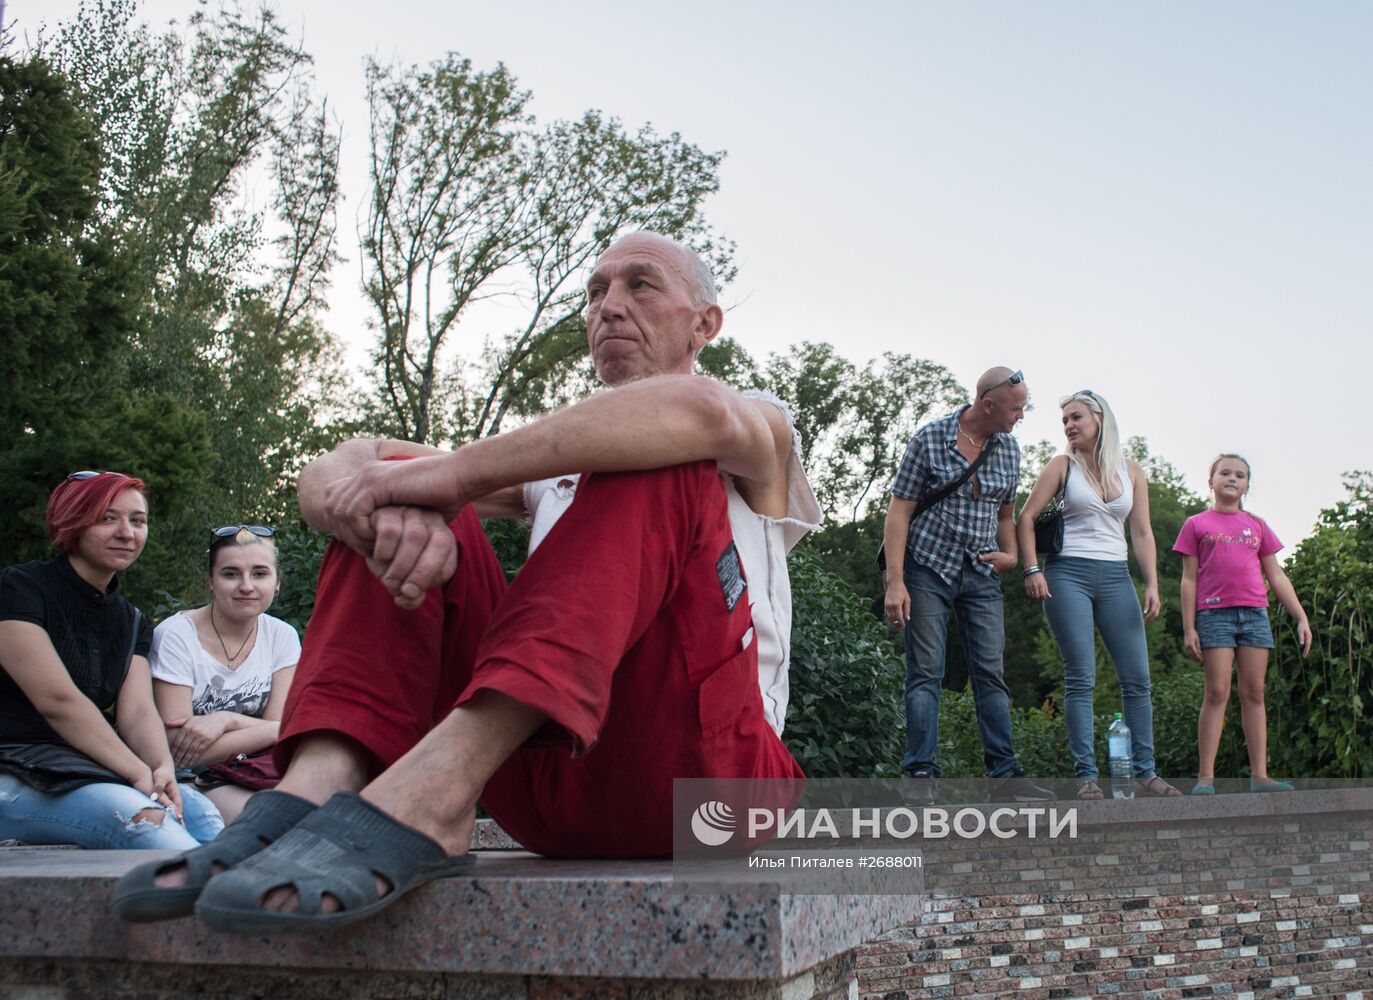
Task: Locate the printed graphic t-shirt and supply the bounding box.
[150,611,300,718]
[1173,509,1282,611]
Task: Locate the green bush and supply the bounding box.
[930,690,1070,778]
[1146,665,1208,780]
[933,665,1206,781]
[784,549,905,777]
[268,522,332,634]
[1265,473,1373,778]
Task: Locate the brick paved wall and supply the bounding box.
[855,796,1371,998]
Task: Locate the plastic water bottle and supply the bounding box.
[1107,713,1133,799]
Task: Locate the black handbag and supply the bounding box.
[1032,462,1071,555]
[0,610,143,794]
[0,742,125,793]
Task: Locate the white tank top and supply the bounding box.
[1058,459,1133,561]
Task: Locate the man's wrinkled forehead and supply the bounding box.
[588,235,690,289]
[586,253,673,291]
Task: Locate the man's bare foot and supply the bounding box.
[153,857,223,889]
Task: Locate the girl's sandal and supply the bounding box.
[1134,775,1183,798]
[1076,779,1105,800]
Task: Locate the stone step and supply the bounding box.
[0,846,921,982]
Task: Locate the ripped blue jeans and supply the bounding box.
[0,775,223,849]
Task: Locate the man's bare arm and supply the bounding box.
[299,439,524,538]
[454,376,790,504]
[314,376,794,603]
[327,375,793,542]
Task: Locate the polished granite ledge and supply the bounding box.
[3,790,1365,987]
[0,848,922,981]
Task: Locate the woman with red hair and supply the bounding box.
[0,472,223,848]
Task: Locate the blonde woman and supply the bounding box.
[1016,391,1179,800]
[150,525,298,823]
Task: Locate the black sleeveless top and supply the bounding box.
[0,556,153,744]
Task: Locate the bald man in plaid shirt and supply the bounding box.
[883,367,1054,805]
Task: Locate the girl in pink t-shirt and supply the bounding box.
[1172,454,1312,795]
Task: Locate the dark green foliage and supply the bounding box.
[5,2,351,606]
[1147,665,1208,780]
[0,54,215,603]
[267,523,333,634]
[929,689,1070,778]
[360,51,735,446]
[801,510,887,623]
[695,337,764,391]
[930,666,1203,780]
[0,52,118,447]
[1265,473,1373,778]
[482,518,532,582]
[784,549,904,777]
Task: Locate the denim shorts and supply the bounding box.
[1196,606,1274,649]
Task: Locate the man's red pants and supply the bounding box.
[278,461,803,857]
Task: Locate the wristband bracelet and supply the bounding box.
[1023,565,1043,576]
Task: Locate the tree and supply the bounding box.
[1266,472,1373,778]
[0,50,218,589]
[759,343,964,523]
[21,0,349,602]
[0,53,112,439]
[360,52,736,445]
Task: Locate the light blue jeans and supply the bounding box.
[0,775,223,849]
[1042,556,1158,781]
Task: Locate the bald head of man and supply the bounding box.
[970,366,1027,436]
[583,232,723,386]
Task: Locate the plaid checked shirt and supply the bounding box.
[890,406,1021,583]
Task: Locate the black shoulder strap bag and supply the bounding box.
[875,436,1003,573]
[0,610,143,793]
[1032,460,1072,556]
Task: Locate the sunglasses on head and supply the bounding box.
[210,524,276,542]
[66,470,108,481]
[978,370,1024,400]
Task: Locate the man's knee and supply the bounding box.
[903,634,947,686]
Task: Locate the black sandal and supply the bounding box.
[195,792,475,933]
[112,789,316,922]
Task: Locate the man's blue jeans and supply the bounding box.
[901,561,1017,778]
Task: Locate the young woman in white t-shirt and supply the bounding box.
[150,525,299,822]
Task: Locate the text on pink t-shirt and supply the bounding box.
[1172,509,1282,611]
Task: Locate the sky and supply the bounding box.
[23,1,1373,550]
